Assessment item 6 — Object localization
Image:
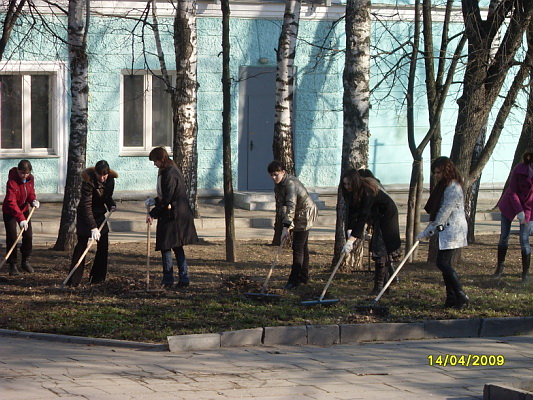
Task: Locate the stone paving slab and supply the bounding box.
[3,335,533,399]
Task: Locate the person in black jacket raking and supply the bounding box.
[66,160,117,287]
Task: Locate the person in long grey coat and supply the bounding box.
[146,147,198,288]
[417,156,469,309]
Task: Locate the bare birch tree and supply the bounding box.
[54,0,90,251]
[334,0,371,268]
[271,0,301,246]
[273,0,300,174]
[173,0,199,216]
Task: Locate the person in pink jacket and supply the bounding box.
[2,160,40,276]
[494,149,533,282]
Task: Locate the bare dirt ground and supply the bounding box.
[0,234,532,343]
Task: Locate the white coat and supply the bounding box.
[422,180,468,250]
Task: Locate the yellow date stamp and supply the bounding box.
[427,354,505,367]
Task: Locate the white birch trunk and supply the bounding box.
[334,0,371,268]
[54,0,89,250]
[173,0,199,216]
[273,0,301,175]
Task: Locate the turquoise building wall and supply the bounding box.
[0,1,517,197]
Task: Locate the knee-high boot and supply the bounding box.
[447,271,469,309]
[442,273,456,308]
[369,263,387,296]
[521,252,530,283]
[387,260,398,284]
[493,246,507,278]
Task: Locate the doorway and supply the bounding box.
[238,66,276,191]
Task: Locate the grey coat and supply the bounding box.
[274,174,318,231]
[422,181,468,250]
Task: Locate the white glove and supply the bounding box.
[281,227,289,242]
[145,198,156,207]
[19,220,29,231]
[91,228,101,241]
[346,229,352,239]
[517,211,526,224]
[32,200,40,209]
[342,239,354,253]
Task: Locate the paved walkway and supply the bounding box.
[1,334,532,399]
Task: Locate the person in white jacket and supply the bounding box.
[417,156,469,309]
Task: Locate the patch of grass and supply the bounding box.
[1,235,532,343]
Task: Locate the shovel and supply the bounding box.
[130,208,164,293]
[301,252,346,306]
[244,239,286,301]
[60,213,112,289]
[354,240,420,316]
[0,206,36,272]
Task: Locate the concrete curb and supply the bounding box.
[165,316,533,352]
[484,380,533,400]
[3,316,532,353]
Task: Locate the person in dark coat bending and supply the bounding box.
[145,147,198,288]
[66,160,117,286]
[340,168,402,295]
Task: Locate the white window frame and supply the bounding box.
[0,61,67,159]
[120,70,174,156]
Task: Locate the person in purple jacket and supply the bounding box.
[494,149,533,282]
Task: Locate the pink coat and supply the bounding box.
[498,163,533,223]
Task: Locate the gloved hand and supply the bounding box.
[346,229,352,239]
[110,206,117,213]
[517,211,526,224]
[145,198,156,208]
[91,228,101,241]
[416,231,427,241]
[281,227,289,242]
[19,220,29,231]
[342,239,354,253]
[32,200,40,209]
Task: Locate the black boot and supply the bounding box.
[369,263,387,296]
[493,246,507,278]
[8,262,20,276]
[20,254,34,273]
[521,252,530,283]
[442,273,456,308]
[447,271,469,309]
[387,260,399,284]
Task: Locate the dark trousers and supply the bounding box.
[288,230,310,285]
[67,232,109,286]
[436,249,457,276]
[3,212,32,264]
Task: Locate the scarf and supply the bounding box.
[424,180,447,221]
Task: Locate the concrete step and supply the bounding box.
[234,191,326,211]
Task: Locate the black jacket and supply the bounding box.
[76,167,117,236]
[149,165,198,250]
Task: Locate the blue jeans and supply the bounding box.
[498,214,531,255]
[161,247,189,285]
